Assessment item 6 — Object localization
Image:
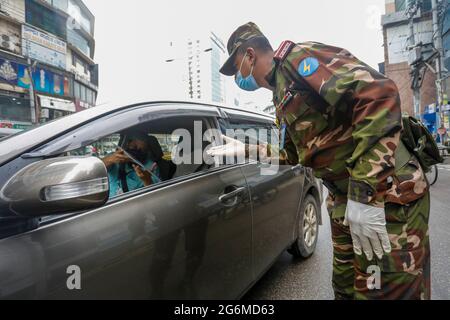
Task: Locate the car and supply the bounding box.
[0,101,323,299]
[0,127,22,140]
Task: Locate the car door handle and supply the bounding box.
[219,186,246,203]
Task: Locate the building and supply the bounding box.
[263,104,275,116]
[441,0,450,128]
[0,0,97,135]
[167,32,227,105]
[382,0,437,116]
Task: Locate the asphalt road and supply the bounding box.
[244,166,450,300]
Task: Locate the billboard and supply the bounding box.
[17,65,66,96]
[22,25,67,69]
[0,57,67,96]
[0,58,18,84]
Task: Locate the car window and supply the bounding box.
[65,134,121,158]
[227,120,279,153]
[22,104,220,159]
[53,114,218,200]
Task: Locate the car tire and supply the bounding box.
[288,194,319,259]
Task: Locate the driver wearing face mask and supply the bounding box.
[102,131,161,198]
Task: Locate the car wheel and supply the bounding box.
[288,194,319,258]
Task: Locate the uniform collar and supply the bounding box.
[265,60,278,89]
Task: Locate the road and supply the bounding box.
[244,165,450,300]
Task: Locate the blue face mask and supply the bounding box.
[235,53,260,92]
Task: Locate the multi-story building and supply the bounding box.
[441,0,450,128]
[382,0,437,116]
[168,32,226,105]
[0,0,97,135]
[168,32,226,104]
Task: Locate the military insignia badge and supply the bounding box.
[298,57,319,77]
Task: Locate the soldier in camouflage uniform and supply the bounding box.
[216,22,431,300]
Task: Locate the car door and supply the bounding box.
[220,108,305,279]
[0,103,253,299]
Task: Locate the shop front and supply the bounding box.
[38,95,76,122]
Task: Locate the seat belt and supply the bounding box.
[119,164,129,193]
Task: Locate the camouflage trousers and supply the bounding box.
[328,191,431,300]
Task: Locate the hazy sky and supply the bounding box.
[83,0,386,108]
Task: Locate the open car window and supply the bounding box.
[22,104,220,159]
[51,112,220,199]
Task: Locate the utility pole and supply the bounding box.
[407,0,422,118]
[27,58,37,124]
[431,0,445,124]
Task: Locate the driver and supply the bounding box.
[102,131,161,197]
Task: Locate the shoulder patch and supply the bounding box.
[274,40,296,62]
[298,57,319,77]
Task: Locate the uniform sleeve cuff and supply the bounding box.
[347,179,377,205]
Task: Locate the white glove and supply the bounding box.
[344,200,392,261]
[206,135,246,158]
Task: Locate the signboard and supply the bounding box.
[38,95,75,112]
[0,57,66,96]
[0,120,31,130]
[22,25,67,69]
[386,20,433,64]
[17,64,65,96]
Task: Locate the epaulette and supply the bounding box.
[274,40,296,63]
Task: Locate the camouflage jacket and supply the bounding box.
[267,41,428,214]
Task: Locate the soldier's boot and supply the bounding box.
[353,191,431,300]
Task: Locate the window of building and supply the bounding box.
[25,0,66,39]
[421,0,432,12]
[0,95,31,123]
[68,29,91,58]
[396,0,432,12]
[80,85,86,102]
[395,0,406,11]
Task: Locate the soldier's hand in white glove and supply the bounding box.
[206,135,246,158]
[344,200,392,261]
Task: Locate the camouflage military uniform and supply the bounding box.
[267,41,431,300]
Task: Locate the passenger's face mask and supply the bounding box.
[126,146,147,163]
[235,52,260,92]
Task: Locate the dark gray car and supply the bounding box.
[0,101,322,299]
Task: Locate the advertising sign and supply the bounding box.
[22,25,67,69]
[0,57,66,96]
[0,58,18,84]
[17,65,65,96]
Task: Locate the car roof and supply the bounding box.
[0,101,274,166]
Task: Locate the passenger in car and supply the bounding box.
[102,131,161,198]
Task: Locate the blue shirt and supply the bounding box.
[107,160,161,198]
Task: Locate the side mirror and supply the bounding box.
[0,156,109,217]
